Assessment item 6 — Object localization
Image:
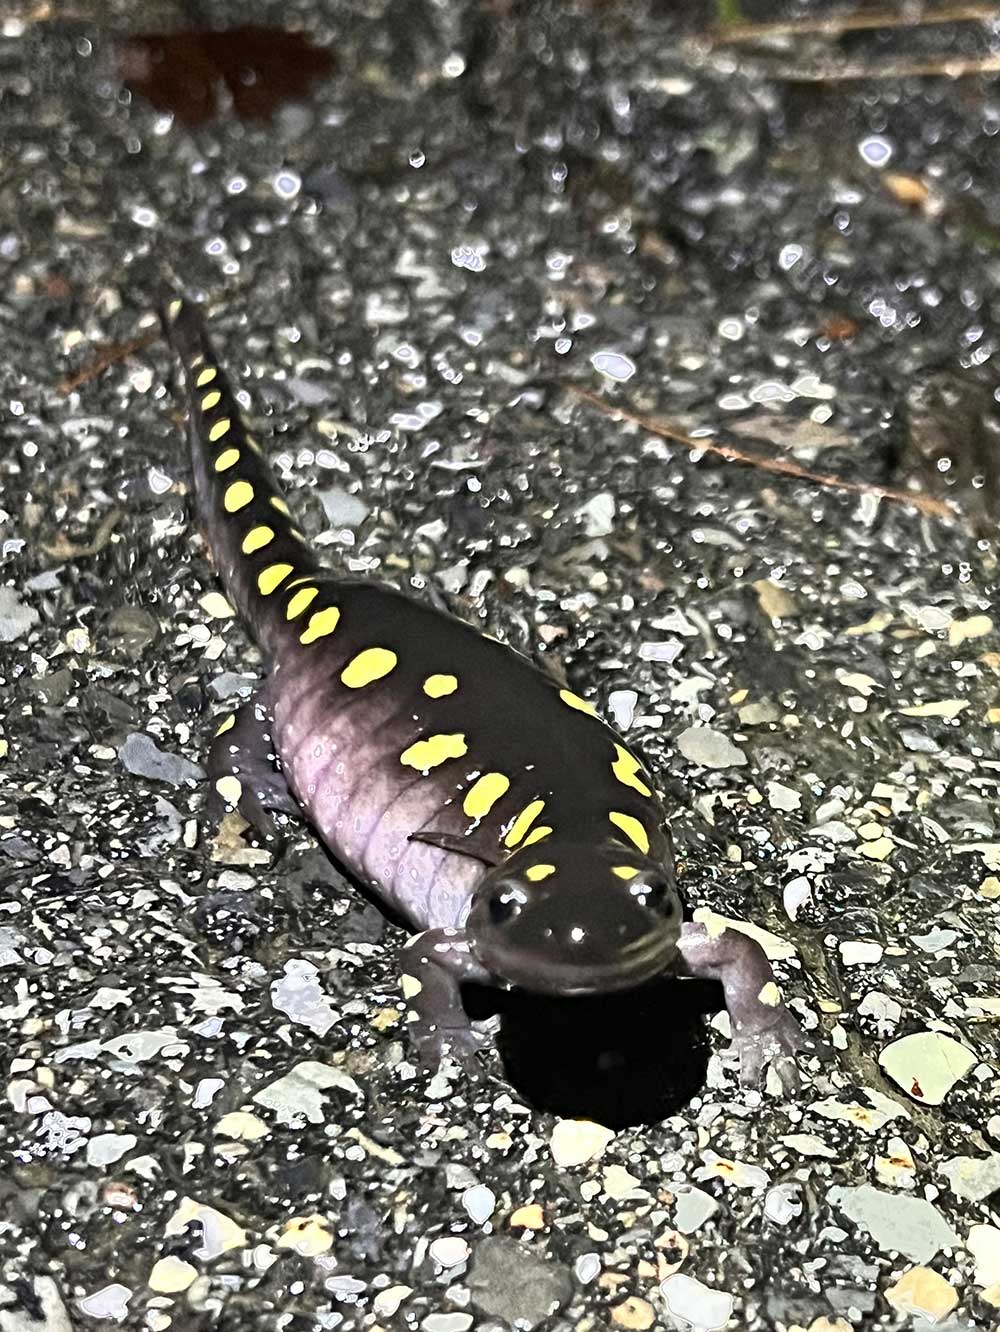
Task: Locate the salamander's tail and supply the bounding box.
[160,294,323,659]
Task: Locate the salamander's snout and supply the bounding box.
[467,844,682,996]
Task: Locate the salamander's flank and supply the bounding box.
[159,295,806,1088]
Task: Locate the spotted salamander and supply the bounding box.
[161,297,804,1084]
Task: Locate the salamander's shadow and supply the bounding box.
[466,977,717,1128]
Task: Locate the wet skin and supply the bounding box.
[161,298,805,1087]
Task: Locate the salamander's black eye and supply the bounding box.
[489,890,523,926]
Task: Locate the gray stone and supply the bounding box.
[0,586,39,643]
[118,733,205,785]
[468,1237,571,1328]
[828,1185,959,1263]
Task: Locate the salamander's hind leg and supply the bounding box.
[208,693,300,840]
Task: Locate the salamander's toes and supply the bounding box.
[411,1023,490,1077]
[730,1009,809,1090]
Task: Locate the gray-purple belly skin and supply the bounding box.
[272,662,482,930]
[265,578,670,934]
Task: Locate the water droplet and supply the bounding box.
[409,150,426,168]
[131,206,158,228]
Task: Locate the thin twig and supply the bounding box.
[713,3,1000,42]
[57,331,157,395]
[773,51,1000,79]
[567,384,954,520]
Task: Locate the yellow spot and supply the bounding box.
[167,298,182,320]
[612,744,652,797]
[196,367,217,387]
[758,981,782,1008]
[201,390,222,411]
[258,563,293,596]
[463,772,510,820]
[242,526,274,554]
[612,865,640,880]
[208,418,231,442]
[341,647,398,689]
[522,825,552,847]
[224,480,254,512]
[505,799,545,847]
[214,448,240,472]
[300,606,341,644]
[610,811,650,855]
[215,714,236,736]
[560,689,599,718]
[525,863,555,882]
[400,733,468,771]
[271,496,291,516]
[286,586,319,619]
[423,673,458,698]
[215,775,242,807]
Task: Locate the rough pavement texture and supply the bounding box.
[2,3,999,1330]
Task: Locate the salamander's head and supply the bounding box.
[466,842,681,996]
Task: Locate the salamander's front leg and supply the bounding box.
[400,928,493,1070]
[676,919,805,1087]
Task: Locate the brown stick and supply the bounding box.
[566,384,954,520]
[57,331,157,395]
[712,3,1000,42]
[773,52,1000,80]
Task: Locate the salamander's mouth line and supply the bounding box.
[483,934,679,998]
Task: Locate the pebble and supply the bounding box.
[422,1315,473,1332]
[214,1111,269,1141]
[968,1223,1000,1287]
[468,1237,572,1328]
[754,579,797,619]
[317,486,370,528]
[549,1118,614,1167]
[577,491,616,537]
[430,1236,471,1267]
[276,1216,333,1256]
[164,1198,247,1259]
[673,1185,719,1234]
[608,689,638,729]
[118,733,205,786]
[884,1267,958,1321]
[879,1031,976,1104]
[270,959,340,1037]
[938,1153,1000,1202]
[0,1276,73,1332]
[85,1132,137,1167]
[0,586,39,642]
[676,725,747,769]
[373,1287,413,1317]
[574,1253,601,1284]
[509,1204,545,1229]
[252,1060,362,1125]
[611,1296,655,1328]
[947,613,992,646]
[199,592,235,618]
[461,1185,496,1224]
[659,1274,734,1331]
[828,1185,959,1263]
[147,1257,197,1294]
[591,351,635,381]
[76,1284,132,1322]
